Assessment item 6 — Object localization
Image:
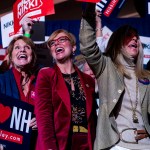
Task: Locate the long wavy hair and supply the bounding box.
[105,25,150,79]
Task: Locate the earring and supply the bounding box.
[53,58,55,63]
[72,51,75,56]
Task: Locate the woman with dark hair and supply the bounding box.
[0,36,37,100]
[35,29,97,150]
[80,6,150,150]
[0,35,37,150]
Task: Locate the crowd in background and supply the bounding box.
[0,2,150,150]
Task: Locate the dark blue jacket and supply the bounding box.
[0,69,19,99]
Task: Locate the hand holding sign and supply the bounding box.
[21,17,35,34]
[13,0,55,34]
[29,117,37,130]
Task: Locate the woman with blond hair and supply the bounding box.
[80,6,150,150]
[35,29,97,150]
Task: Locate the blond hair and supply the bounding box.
[47,29,76,49]
[105,25,150,79]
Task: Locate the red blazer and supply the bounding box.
[35,65,97,150]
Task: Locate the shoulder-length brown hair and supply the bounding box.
[7,35,37,69]
[105,25,150,79]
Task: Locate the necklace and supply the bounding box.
[21,77,30,90]
[125,77,139,123]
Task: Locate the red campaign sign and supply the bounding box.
[96,0,126,17]
[103,0,119,17]
[76,0,100,3]
[0,129,23,144]
[13,0,55,34]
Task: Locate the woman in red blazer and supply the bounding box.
[35,29,97,150]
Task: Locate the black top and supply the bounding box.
[63,71,88,129]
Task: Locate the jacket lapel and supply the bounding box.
[138,80,148,104]
[53,65,94,120]
[54,65,71,115]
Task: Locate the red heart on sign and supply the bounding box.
[0,103,11,123]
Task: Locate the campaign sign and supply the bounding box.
[0,12,23,48]
[140,36,150,65]
[96,0,126,17]
[76,0,100,3]
[0,93,34,150]
[1,12,45,48]
[13,0,55,34]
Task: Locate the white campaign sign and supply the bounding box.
[1,12,22,48]
[140,36,150,65]
[1,12,45,48]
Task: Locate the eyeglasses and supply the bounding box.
[48,36,70,47]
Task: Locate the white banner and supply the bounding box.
[140,36,150,65]
[1,12,22,48]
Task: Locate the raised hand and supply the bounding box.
[95,10,102,31]
[21,17,35,34]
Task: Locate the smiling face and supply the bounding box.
[123,36,139,58]
[11,39,33,70]
[48,30,76,63]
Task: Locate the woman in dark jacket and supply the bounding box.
[0,35,37,150]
